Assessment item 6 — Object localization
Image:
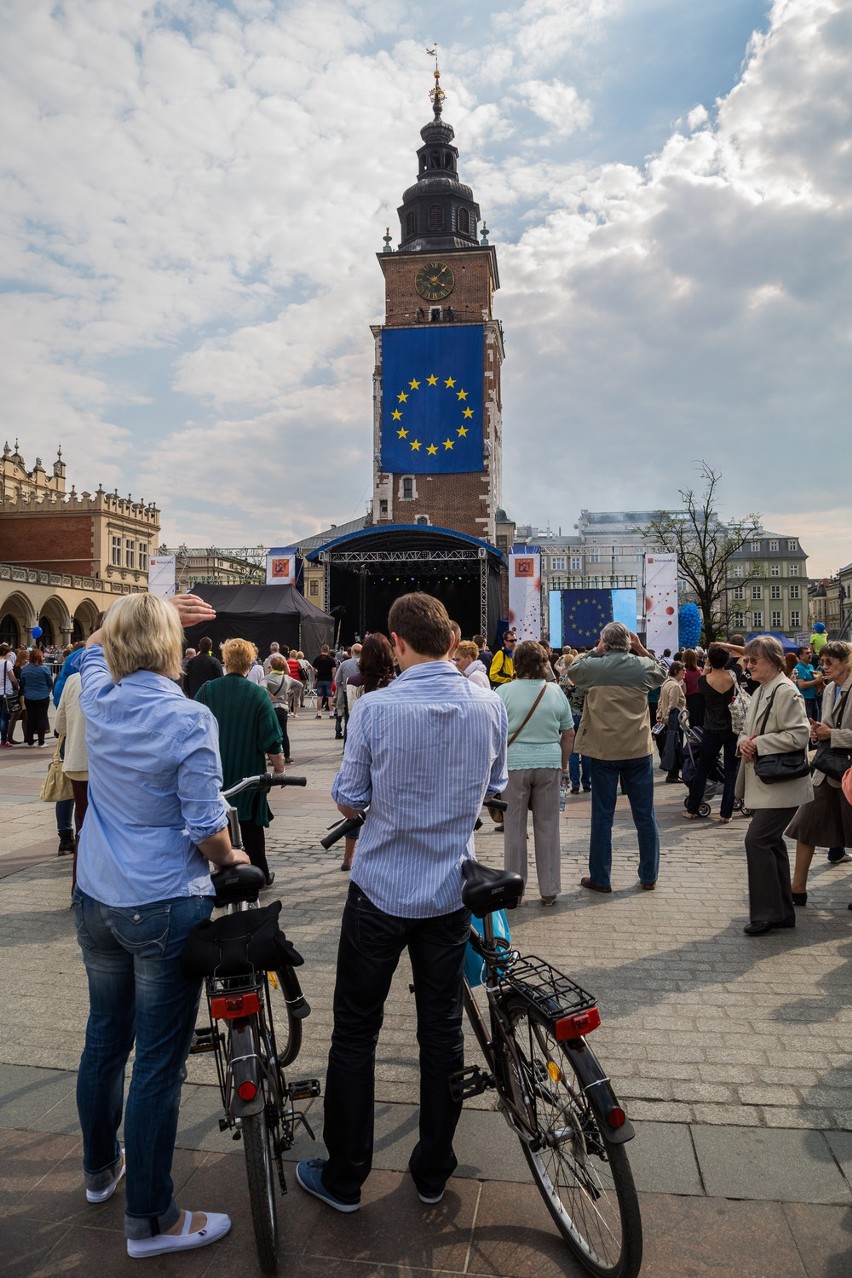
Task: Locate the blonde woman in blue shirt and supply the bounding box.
[74,592,250,1259]
[497,640,574,905]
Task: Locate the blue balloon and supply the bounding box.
[31,625,43,639]
[678,603,702,649]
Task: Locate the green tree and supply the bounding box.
[643,464,760,643]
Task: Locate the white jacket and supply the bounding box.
[54,673,88,776]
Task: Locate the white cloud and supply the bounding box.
[0,0,849,579]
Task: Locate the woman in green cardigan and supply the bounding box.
[195,637,285,886]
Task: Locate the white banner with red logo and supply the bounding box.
[644,553,678,655]
[509,552,541,641]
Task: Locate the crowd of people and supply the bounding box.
[4,593,851,1257]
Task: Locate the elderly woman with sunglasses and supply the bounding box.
[735,635,813,935]
[787,641,852,904]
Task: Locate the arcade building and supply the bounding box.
[300,71,514,643]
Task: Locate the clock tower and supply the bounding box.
[371,71,504,543]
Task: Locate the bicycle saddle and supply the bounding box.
[210,863,267,907]
[461,860,525,917]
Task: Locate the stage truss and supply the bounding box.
[318,545,490,636]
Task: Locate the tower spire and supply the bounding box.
[396,60,482,252]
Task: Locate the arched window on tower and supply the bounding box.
[428,205,443,230]
[406,210,416,237]
[458,208,470,234]
[444,153,454,170]
[430,150,440,168]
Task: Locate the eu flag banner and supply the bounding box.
[562,590,613,646]
[381,326,484,474]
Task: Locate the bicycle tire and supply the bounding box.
[242,1107,279,1275]
[268,967,303,1067]
[499,1001,642,1278]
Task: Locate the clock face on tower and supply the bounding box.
[415,260,455,301]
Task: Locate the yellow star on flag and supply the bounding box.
[397,391,408,403]
[397,427,408,438]
[408,378,421,390]
[462,407,474,419]
[410,439,421,451]
[456,389,468,401]
[391,409,402,420]
[444,376,456,388]
[457,425,468,437]
[426,443,438,455]
[426,374,438,386]
[443,439,454,450]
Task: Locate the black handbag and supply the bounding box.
[811,741,852,781]
[810,689,852,780]
[182,900,303,978]
[751,687,811,785]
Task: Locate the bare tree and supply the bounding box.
[643,464,760,643]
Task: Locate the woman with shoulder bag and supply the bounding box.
[683,645,740,822]
[735,635,813,935]
[497,641,574,906]
[657,660,686,782]
[787,641,852,904]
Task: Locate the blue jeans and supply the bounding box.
[73,889,214,1239]
[567,713,590,789]
[588,755,660,888]
[0,698,9,743]
[316,680,333,709]
[321,884,470,1203]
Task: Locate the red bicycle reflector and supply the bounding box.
[210,991,260,1020]
[606,1106,627,1130]
[554,1006,601,1041]
[237,1080,258,1102]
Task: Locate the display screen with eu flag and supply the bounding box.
[381,326,484,475]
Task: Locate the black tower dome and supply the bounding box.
[397,70,481,252]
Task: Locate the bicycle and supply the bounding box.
[186,773,320,1275]
[323,800,643,1278]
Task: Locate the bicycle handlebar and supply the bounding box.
[321,811,366,849]
[222,773,307,800]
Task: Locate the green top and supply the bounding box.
[497,679,573,771]
[195,674,282,825]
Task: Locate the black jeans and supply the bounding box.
[321,884,470,1203]
[686,729,738,818]
[239,821,270,880]
[273,706,290,758]
[25,697,50,745]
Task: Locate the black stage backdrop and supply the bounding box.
[182,584,334,659]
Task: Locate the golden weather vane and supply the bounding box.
[426,44,445,115]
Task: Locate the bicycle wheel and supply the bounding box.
[242,1107,279,1275]
[500,1002,642,1278]
[268,967,303,1067]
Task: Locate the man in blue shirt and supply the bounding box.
[296,593,507,1212]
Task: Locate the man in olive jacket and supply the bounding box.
[568,622,668,893]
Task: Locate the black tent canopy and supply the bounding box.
[182,585,334,659]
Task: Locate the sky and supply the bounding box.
[1,0,850,576]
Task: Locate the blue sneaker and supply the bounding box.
[295,1159,359,1213]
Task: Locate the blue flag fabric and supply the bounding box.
[562,590,614,646]
[381,326,484,474]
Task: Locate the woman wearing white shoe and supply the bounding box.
[74,593,249,1257]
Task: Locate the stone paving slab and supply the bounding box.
[2,1124,851,1278]
[3,1062,850,1208]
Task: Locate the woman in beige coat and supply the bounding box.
[787,641,852,904]
[54,670,89,891]
[736,635,813,935]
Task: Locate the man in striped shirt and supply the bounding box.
[296,593,507,1213]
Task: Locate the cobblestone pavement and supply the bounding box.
[2,710,851,1277]
[2,710,850,1132]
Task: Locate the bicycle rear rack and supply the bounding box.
[502,956,596,1021]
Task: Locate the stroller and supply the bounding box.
[679,713,746,817]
